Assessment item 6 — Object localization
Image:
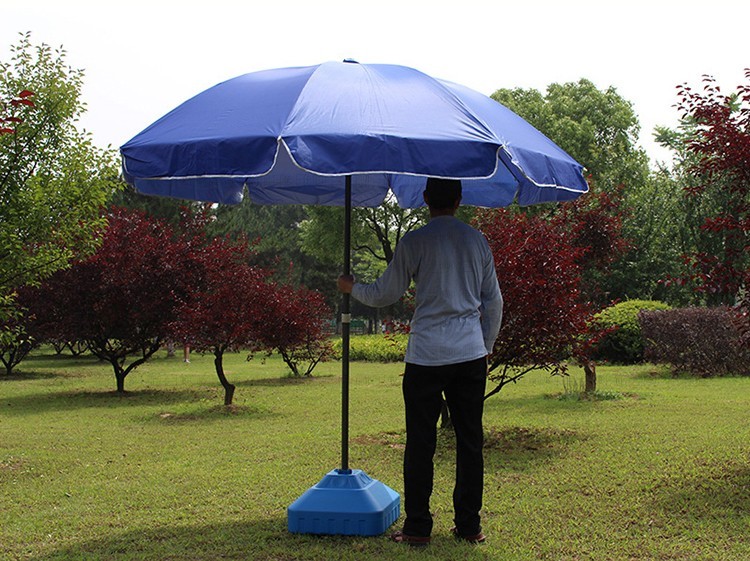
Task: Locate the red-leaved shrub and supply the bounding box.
[639,307,750,377]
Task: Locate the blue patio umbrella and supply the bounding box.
[120,60,588,536]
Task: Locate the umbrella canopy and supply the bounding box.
[120,60,589,493]
[120,61,590,535]
[121,60,588,208]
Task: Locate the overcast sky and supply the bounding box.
[4,0,748,165]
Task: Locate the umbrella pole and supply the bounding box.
[339,175,352,473]
[287,175,401,535]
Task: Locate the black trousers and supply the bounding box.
[401,357,487,537]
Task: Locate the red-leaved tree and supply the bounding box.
[476,209,593,398]
[16,273,79,355]
[171,234,272,405]
[675,70,750,342]
[250,285,334,377]
[555,184,631,307]
[474,179,629,398]
[171,204,333,399]
[37,207,200,392]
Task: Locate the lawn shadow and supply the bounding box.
[29,516,493,561]
[483,425,582,473]
[2,387,222,416]
[354,425,582,474]
[149,402,280,424]
[1,353,112,381]
[237,374,336,388]
[29,517,286,561]
[630,363,699,379]
[484,391,639,416]
[654,459,750,526]
[15,351,107,369]
[0,370,61,381]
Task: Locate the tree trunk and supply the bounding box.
[115,371,126,393]
[583,360,597,393]
[214,351,236,406]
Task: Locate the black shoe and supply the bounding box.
[451,526,486,544]
[391,530,431,547]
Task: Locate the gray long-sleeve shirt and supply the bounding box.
[352,215,503,366]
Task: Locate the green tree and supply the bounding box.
[670,72,750,306]
[606,167,694,303]
[300,198,426,271]
[299,199,427,282]
[299,205,380,322]
[491,79,695,304]
[210,199,336,297]
[0,33,117,294]
[491,78,650,191]
[300,198,427,326]
[108,182,193,224]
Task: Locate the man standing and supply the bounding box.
[337,178,503,546]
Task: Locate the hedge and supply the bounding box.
[639,306,750,377]
[592,300,671,363]
[331,334,407,362]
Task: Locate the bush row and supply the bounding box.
[640,306,750,377]
[331,334,407,362]
[326,305,749,379]
[592,300,671,363]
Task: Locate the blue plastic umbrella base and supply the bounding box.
[287,469,400,536]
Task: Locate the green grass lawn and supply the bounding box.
[1,348,749,560]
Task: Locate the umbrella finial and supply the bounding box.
[342,58,359,64]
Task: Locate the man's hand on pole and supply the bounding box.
[337,274,355,294]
